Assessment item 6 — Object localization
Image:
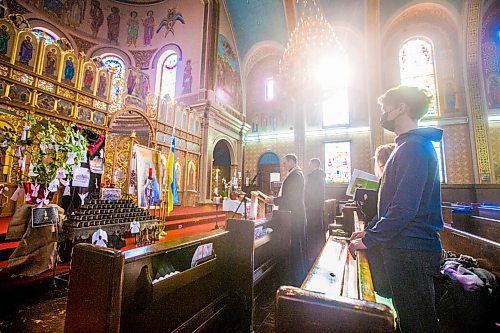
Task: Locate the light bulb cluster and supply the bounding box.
[279,2,345,96]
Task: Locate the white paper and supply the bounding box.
[72,167,90,187]
[346,169,379,197]
[270,172,281,182]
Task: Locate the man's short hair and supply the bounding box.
[310,158,321,167]
[377,86,432,120]
[284,154,297,164]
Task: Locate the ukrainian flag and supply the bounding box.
[167,129,179,215]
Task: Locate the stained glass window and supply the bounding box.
[399,38,439,116]
[324,141,351,184]
[32,28,58,45]
[158,50,178,100]
[432,141,446,183]
[102,55,125,113]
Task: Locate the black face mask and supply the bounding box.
[380,112,395,132]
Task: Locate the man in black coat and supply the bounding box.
[266,154,307,286]
[304,158,326,268]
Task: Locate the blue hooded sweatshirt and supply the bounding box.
[363,127,444,251]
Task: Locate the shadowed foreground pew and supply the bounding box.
[64,211,292,333]
[65,230,234,333]
[225,210,291,332]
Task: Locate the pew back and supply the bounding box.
[440,225,500,280]
[65,229,239,333]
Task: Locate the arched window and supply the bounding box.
[32,27,59,45]
[102,55,125,113]
[399,38,439,116]
[157,50,178,100]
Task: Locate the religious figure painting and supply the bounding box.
[82,66,95,91]
[126,69,137,95]
[9,84,30,103]
[17,35,35,68]
[57,99,72,116]
[156,7,185,37]
[486,74,500,109]
[64,0,85,28]
[90,0,104,38]
[0,24,10,59]
[43,48,58,77]
[132,144,162,208]
[182,59,192,94]
[78,106,91,121]
[107,7,120,45]
[127,11,139,47]
[63,56,75,82]
[96,72,108,99]
[216,34,242,111]
[142,10,154,46]
[8,14,29,30]
[444,82,457,112]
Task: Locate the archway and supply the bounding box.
[257,152,280,195]
[107,109,153,195]
[212,140,232,197]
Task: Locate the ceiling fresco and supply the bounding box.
[224,0,288,59]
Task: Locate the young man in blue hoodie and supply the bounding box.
[349,86,444,333]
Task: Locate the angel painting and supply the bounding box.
[156,8,185,37]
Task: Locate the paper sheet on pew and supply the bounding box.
[191,243,214,268]
[346,169,378,197]
[302,238,349,297]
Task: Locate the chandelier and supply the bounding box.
[279,0,344,99]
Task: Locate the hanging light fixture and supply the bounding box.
[279,0,345,100]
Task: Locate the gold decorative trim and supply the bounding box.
[466,0,492,182]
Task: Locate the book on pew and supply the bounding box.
[346,169,378,197]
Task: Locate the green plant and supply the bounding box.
[28,122,87,186]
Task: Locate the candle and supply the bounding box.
[149,167,153,178]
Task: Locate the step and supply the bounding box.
[164,215,225,231]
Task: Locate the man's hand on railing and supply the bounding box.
[348,238,367,260]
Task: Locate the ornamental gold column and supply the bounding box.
[464,0,494,184]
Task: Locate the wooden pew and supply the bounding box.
[65,230,237,333]
[276,211,395,333]
[65,212,292,333]
[225,210,292,332]
[440,225,500,279]
[444,203,500,243]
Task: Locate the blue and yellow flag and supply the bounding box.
[167,129,179,215]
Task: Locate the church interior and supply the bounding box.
[0,0,499,332]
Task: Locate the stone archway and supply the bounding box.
[105,108,154,196]
[212,139,233,197]
[257,152,280,195]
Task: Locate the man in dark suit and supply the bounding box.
[304,158,326,268]
[266,154,307,285]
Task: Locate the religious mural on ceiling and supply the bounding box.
[216,33,241,112]
[17,0,186,49]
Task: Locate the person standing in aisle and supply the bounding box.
[266,154,307,286]
[304,157,326,268]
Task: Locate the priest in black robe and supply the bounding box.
[304,158,326,268]
[266,153,307,286]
